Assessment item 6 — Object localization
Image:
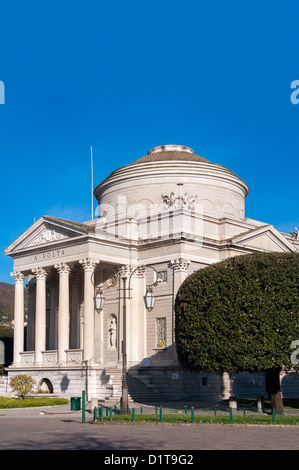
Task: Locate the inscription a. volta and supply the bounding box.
[32,249,65,262]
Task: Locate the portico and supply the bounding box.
[11,256,101,368]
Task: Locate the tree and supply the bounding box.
[175,252,299,414]
[9,374,36,399]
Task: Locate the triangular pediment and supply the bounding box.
[231,225,297,253]
[4,216,94,255]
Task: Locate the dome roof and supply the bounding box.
[132,145,210,164]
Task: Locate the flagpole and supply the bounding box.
[91,146,94,220]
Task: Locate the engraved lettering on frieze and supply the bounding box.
[32,249,65,262]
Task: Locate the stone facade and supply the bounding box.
[4,145,299,401]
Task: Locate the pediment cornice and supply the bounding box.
[4,216,94,255]
[229,224,297,253]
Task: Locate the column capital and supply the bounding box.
[170,258,190,272]
[55,262,71,275]
[32,267,48,280]
[10,271,25,284]
[117,264,140,279]
[79,258,99,272]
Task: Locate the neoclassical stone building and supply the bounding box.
[4,144,299,401]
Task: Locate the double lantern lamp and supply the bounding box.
[94,286,156,312]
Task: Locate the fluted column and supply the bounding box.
[10,271,25,365]
[79,258,99,363]
[55,262,71,363]
[32,267,48,364]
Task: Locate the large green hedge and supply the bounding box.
[175,252,299,373]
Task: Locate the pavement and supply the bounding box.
[1,399,299,451]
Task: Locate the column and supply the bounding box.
[48,277,58,351]
[55,262,71,363]
[26,279,36,352]
[32,267,48,364]
[170,258,190,296]
[70,271,80,349]
[79,258,99,363]
[10,271,25,365]
[170,258,190,361]
[130,266,146,364]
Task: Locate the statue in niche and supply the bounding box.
[109,316,117,350]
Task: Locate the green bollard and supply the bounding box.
[229,408,233,424]
[100,407,103,422]
[214,408,217,416]
[272,408,276,424]
[93,407,97,421]
[160,406,163,423]
[110,409,113,422]
[185,406,187,415]
[191,407,194,424]
[132,408,135,422]
[140,407,143,414]
[82,390,85,423]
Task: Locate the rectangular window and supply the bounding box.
[156,317,166,348]
[157,270,167,283]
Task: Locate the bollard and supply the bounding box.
[191,407,194,423]
[93,407,97,421]
[82,390,85,423]
[100,407,103,422]
[214,408,217,416]
[160,406,163,423]
[229,408,233,424]
[132,408,135,422]
[185,406,187,416]
[140,407,143,414]
[110,409,113,422]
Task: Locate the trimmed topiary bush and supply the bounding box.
[175,252,299,413]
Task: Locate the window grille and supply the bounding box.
[156,317,166,348]
[157,270,167,283]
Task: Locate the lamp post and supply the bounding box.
[92,264,157,413]
[120,265,158,413]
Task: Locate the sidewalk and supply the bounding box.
[0,402,85,419]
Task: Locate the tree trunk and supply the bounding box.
[265,368,284,415]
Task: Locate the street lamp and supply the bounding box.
[120,265,158,413]
[144,286,155,311]
[92,264,157,414]
[94,289,105,312]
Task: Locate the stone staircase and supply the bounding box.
[102,367,164,405]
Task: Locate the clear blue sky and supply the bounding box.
[0,0,298,284]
